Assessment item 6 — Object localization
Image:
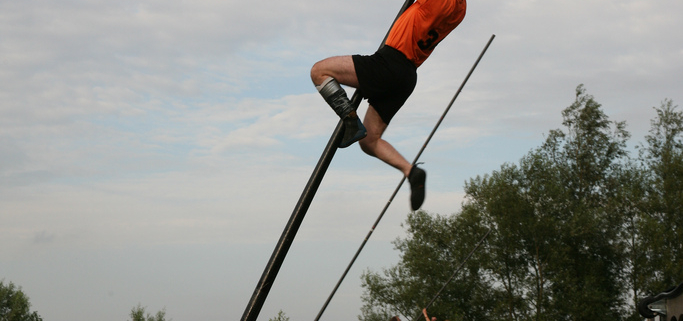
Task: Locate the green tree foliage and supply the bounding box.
[530,85,629,320]
[0,280,43,321]
[361,211,490,321]
[612,161,648,321]
[360,86,677,321]
[637,99,683,294]
[128,304,168,321]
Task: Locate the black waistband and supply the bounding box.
[378,45,417,69]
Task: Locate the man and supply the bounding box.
[387,308,444,321]
[422,308,446,321]
[310,0,466,210]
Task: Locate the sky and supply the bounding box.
[1,0,682,320]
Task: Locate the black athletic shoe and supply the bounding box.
[408,165,426,210]
[339,116,367,148]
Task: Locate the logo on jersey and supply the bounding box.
[417,29,440,51]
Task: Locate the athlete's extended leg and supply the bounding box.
[311,56,366,147]
[359,105,426,210]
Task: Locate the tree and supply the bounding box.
[360,210,491,321]
[360,85,634,320]
[637,99,683,294]
[534,84,630,320]
[0,280,43,321]
[613,162,649,321]
[128,304,167,321]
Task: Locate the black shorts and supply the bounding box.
[352,45,417,124]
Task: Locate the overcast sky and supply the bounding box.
[1,0,682,320]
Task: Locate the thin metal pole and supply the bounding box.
[413,34,495,163]
[412,229,491,321]
[240,119,344,321]
[239,1,415,320]
[314,34,496,321]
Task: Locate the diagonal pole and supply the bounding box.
[239,120,344,321]
[239,1,415,320]
[314,34,496,321]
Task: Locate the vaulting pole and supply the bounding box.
[239,1,415,320]
[239,118,344,321]
[314,34,496,321]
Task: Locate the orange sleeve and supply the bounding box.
[386,0,466,67]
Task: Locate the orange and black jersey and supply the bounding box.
[385,0,466,67]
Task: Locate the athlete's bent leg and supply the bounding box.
[359,106,426,210]
[310,56,359,88]
[311,56,366,147]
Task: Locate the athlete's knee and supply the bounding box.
[310,60,329,85]
[359,136,377,156]
[310,61,321,84]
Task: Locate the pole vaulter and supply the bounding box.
[314,34,495,321]
[240,1,415,320]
